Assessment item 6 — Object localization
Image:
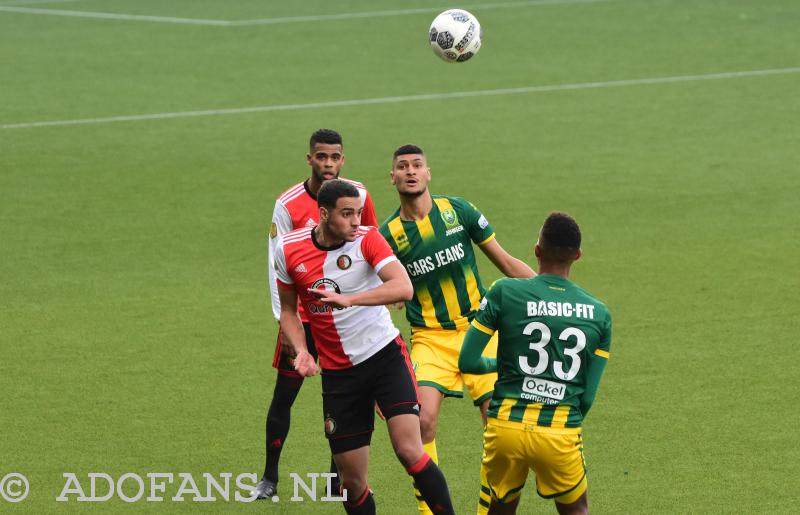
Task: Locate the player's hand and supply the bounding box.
[293,350,319,377]
[279,329,298,358]
[387,301,405,311]
[308,288,352,309]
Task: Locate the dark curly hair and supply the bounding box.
[393,144,424,158]
[317,179,359,210]
[310,128,343,150]
[539,212,581,263]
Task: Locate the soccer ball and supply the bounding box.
[429,9,482,63]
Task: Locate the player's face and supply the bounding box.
[390,154,430,197]
[307,143,344,183]
[322,196,362,241]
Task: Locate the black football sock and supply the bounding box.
[407,454,455,515]
[343,487,375,515]
[263,374,303,481]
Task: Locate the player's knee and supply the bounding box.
[393,440,425,469]
[419,412,438,443]
[341,476,368,498]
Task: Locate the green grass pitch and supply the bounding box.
[1,0,799,513]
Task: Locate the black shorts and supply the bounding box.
[271,322,318,380]
[321,336,419,454]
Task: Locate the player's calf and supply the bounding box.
[488,496,520,514]
[555,491,588,515]
[405,454,455,515]
[343,486,376,515]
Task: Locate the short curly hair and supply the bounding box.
[539,212,581,263]
[310,128,343,150]
[393,144,424,158]
[317,179,359,210]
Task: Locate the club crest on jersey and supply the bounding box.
[336,255,352,270]
[440,208,459,229]
[324,416,337,435]
[311,278,341,294]
[269,222,278,239]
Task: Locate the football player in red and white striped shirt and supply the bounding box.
[274,180,455,515]
[256,129,378,500]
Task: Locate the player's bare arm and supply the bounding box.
[479,238,535,278]
[277,285,319,376]
[309,260,413,308]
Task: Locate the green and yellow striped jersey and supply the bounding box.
[473,275,612,428]
[379,195,495,330]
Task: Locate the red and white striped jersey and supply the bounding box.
[267,178,378,321]
[273,226,400,370]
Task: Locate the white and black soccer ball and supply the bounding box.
[429,9,482,63]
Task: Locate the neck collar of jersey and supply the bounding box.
[311,225,346,251]
[537,273,572,284]
[303,179,318,200]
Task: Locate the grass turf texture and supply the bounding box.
[1,0,799,513]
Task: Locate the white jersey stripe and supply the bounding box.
[281,228,313,244]
[373,255,398,274]
[278,183,305,203]
[280,187,307,205]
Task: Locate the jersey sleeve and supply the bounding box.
[582,310,611,415]
[272,237,294,287]
[361,228,397,273]
[471,279,502,334]
[457,197,495,246]
[595,311,612,358]
[268,200,294,319]
[360,190,379,227]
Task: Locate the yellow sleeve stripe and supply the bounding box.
[471,319,495,335]
[478,233,496,246]
[594,348,610,359]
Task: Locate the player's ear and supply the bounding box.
[534,243,541,258]
[306,152,312,165]
[319,206,329,221]
[573,248,582,261]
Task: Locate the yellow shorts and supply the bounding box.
[482,418,587,504]
[410,326,498,405]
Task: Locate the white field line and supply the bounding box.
[0,0,81,6]
[3,67,799,130]
[0,0,608,26]
[0,5,230,25]
[229,0,609,26]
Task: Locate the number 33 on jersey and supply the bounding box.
[472,274,612,428]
